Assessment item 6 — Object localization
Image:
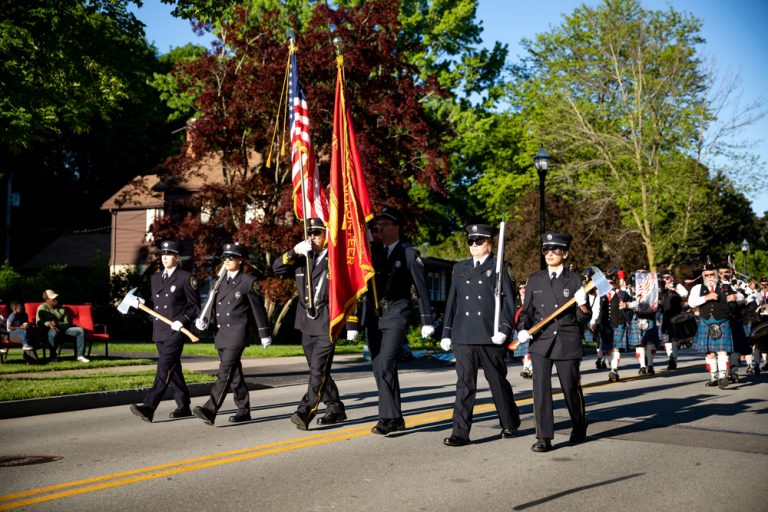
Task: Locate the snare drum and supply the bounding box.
[670,312,698,340]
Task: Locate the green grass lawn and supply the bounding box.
[0,356,155,375]
[105,341,368,358]
[1,370,216,401]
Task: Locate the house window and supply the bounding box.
[145,208,163,242]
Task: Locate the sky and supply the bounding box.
[131,0,768,216]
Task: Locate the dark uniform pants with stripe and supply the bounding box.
[204,347,249,414]
[452,344,520,439]
[297,333,344,417]
[143,334,189,410]
[531,353,586,440]
[366,324,405,420]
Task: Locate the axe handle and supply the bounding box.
[508,280,595,351]
[137,303,200,343]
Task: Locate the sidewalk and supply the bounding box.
[0,353,371,420]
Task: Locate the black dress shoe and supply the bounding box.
[500,428,517,439]
[169,406,192,419]
[667,358,677,370]
[388,418,406,433]
[291,412,312,430]
[717,376,730,389]
[228,410,252,423]
[608,370,619,382]
[130,404,154,423]
[371,420,389,435]
[569,429,587,443]
[638,367,647,375]
[595,358,603,370]
[647,366,655,375]
[371,418,406,436]
[531,439,552,452]
[443,436,471,447]
[317,411,347,425]
[193,406,216,426]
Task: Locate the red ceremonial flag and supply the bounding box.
[328,55,375,340]
[289,49,328,221]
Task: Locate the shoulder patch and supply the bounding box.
[251,281,261,294]
[189,276,198,290]
[415,256,424,267]
[505,264,514,280]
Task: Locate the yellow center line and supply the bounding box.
[0,365,680,510]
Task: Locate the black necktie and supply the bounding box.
[162,272,167,282]
[475,261,479,269]
[551,272,557,281]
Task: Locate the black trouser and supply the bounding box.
[531,353,587,440]
[143,335,189,410]
[203,347,249,414]
[366,323,406,419]
[297,333,344,417]
[451,344,520,439]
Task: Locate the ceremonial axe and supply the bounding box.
[117,287,199,342]
[508,266,612,351]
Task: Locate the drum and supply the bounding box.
[670,312,698,340]
[751,322,768,352]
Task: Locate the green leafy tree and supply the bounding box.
[512,0,762,270]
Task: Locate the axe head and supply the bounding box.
[117,287,139,315]
[590,267,613,297]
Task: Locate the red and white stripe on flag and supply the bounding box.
[289,51,328,222]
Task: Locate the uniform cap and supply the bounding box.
[464,223,493,238]
[541,232,572,249]
[159,240,180,255]
[222,243,246,258]
[376,206,405,226]
[308,218,326,230]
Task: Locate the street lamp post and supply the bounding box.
[534,146,551,270]
[741,239,750,276]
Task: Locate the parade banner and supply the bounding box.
[327,53,375,341]
[289,48,328,221]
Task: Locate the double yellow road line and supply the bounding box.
[0,366,670,510]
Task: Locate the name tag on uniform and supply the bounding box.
[533,290,543,295]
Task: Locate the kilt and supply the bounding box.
[511,330,528,357]
[628,317,660,347]
[693,317,734,353]
[611,323,629,350]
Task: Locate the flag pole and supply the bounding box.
[288,31,317,319]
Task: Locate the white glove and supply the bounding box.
[195,318,208,331]
[421,325,435,339]
[170,320,183,332]
[575,287,587,306]
[293,239,312,256]
[261,336,272,348]
[346,329,358,341]
[517,330,530,343]
[491,331,507,345]
[440,338,452,351]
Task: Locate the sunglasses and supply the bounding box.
[541,248,565,255]
[662,275,672,280]
[467,237,487,246]
[223,255,242,261]
[308,229,325,237]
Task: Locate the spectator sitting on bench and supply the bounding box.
[7,301,34,351]
[36,290,89,363]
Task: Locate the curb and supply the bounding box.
[0,381,270,420]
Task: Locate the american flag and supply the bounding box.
[289,50,328,221]
[634,272,659,313]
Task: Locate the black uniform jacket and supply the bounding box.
[213,270,270,349]
[442,257,516,344]
[359,241,433,330]
[272,248,329,337]
[518,269,591,359]
[150,268,201,342]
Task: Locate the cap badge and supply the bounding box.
[547,234,553,241]
[472,225,478,233]
[563,289,570,298]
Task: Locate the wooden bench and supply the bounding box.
[24,303,110,359]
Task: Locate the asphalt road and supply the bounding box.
[1,352,766,511]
